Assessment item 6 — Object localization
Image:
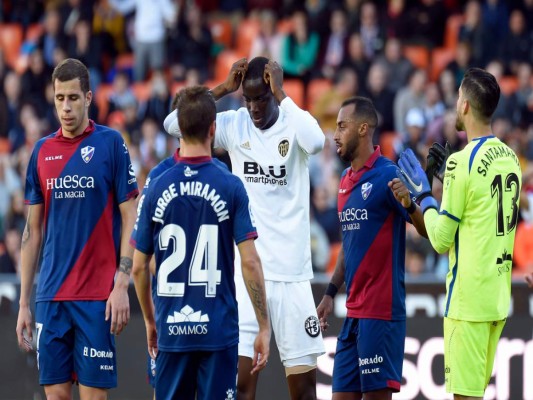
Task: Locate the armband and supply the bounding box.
[325,283,338,298]
[405,201,417,214]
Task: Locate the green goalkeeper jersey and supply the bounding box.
[424,135,522,321]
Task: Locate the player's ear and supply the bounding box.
[85,90,92,108]
[208,121,216,140]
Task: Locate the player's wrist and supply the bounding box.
[325,282,338,298]
[405,201,417,214]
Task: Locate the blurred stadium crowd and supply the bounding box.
[0,0,533,281]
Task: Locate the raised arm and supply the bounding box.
[106,197,137,335]
[210,58,248,101]
[237,239,270,374]
[16,203,44,351]
[264,60,325,155]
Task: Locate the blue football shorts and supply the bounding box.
[155,345,238,400]
[35,301,116,388]
[333,317,405,394]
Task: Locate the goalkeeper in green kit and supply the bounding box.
[396,68,522,400]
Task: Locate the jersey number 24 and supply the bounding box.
[157,224,221,298]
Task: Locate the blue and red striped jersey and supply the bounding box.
[134,156,257,351]
[338,147,411,321]
[25,121,139,302]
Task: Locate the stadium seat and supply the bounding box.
[379,131,400,161]
[430,47,455,82]
[283,79,305,109]
[235,18,260,57]
[444,14,464,51]
[0,137,10,154]
[307,78,332,110]
[95,83,113,124]
[403,45,430,72]
[25,23,44,43]
[208,19,233,50]
[499,76,519,96]
[115,53,134,71]
[215,50,241,82]
[277,18,294,34]
[0,23,24,69]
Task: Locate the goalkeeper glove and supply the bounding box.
[425,142,451,185]
[397,148,438,212]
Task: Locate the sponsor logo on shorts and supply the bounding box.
[100,365,114,371]
[225,388,235,400]
[359,354,383,375]
[305,316,320,338]
[83,346,113,359]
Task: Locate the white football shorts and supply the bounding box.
[235,275,325,366]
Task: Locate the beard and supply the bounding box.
[340,138,358,163]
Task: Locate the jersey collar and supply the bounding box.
[348,146,382,183]
[176,155,212,164]
[55,119,95,142]
[472,134,495,141]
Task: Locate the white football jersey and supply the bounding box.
[215,97,325,281]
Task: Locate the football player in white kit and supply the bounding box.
[164,57,325,400]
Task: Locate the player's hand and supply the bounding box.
[106,283,130,335]
[388,178,413,209]
[317,295,333,332]
[146,322,158,360]
[397,149,432,203]
[426,142,451,185]
[264,60,286,103]
[224,58,248,94]
[251,329,270,374]
[16,305,34,352]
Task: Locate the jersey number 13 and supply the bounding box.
[490,173,519,236]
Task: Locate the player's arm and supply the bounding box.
[16,203,43,351]
[317,246,345,332]
[106,198,137,335]
[210,58,248,101]
[238,239,270,374]
[264,60,325,155]
[132,249,158,359]
[423,209,458,254]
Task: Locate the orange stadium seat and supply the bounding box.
[215,50,241,82]
[430,47,455,82]
[499,76,519,96]
[283,79,305,109]
[307,78,332,110]
[115,53,134,71]
[0,23,24,69]
[379,131,400,161]
[326,242,342,275]
[0,138,11,154]
[208,19,233,49]
[235,18,260,57]
[95,83,113,124]
[171,81,185,96]
[404,45,430,71]
[277,18,294,34]
[25,23,44,43]
[444,14,464,51]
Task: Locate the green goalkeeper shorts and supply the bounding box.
[443,317,506,397]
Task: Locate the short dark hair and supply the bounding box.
[461,67,500,122]
[176,86,216,141]
[341,96,378,128]
[51,58,90,93]
[245,57,269,83]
